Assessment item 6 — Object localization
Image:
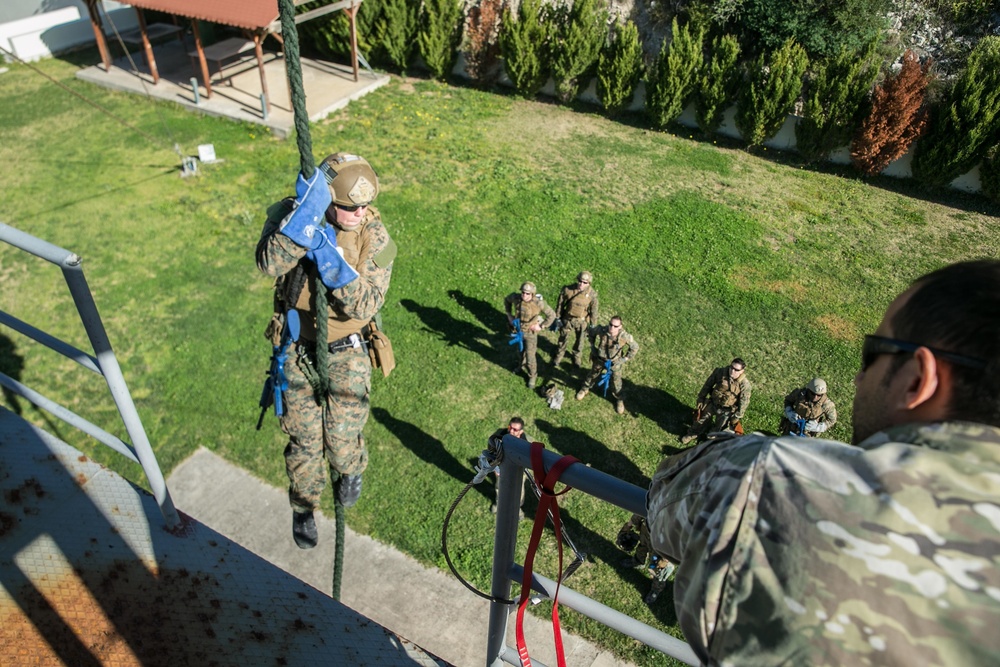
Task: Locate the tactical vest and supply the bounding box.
[597,330,628,361]
[516,298,545,324]
[711,374,743,408]
[564,288,593,319]
[792,392,826,420]
[292,212,374,342]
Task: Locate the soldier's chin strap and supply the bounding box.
[516,442,579,667]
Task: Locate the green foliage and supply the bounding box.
[300,0,381,61]
[982,144,1000,204]
[728,0,891,60]
[735,38,809,147]
[419,0,464,79]
[912,36,1000,189]
[499,0,550,98]
[646,18,705,129]
[547,0,608,104]
[796,42,880,162]
[695,33,741,135]
[376,0,420,72]
[597,19,644,117]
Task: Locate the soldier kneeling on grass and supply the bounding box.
[616,514,676,605]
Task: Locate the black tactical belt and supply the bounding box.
[328,325,371,353]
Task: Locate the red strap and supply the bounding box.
[515,442,579,667]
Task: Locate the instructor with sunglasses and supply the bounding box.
[647,259,1000,665]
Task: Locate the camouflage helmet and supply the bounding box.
[520,282,537,295]
[577,271,593,284]
[808,378,828,395]
[319,152,379,206]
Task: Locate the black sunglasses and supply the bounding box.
[861,335,988,372]
[336,202,368,212]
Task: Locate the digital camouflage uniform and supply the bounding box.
[579,324,638,400]
[686,366,751,439]
[646,421,1000,666]
[617,513,676,604]
[503,291,556,385]
[256,202,394,513]
[780,387,838,437]
[553,283,598,366]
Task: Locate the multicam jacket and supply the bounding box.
[588,325,637,368]
[555,284,599,323]
[697,367,751,418]
[646,421,1000,666]
[503,292,556,333]
[783,387,838,435]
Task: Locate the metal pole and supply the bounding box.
[191,77,200,105]
[486,452,523,666]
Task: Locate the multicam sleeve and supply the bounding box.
[736,377,752,419]
[624,331,638,360]
[256,199,307,277]
[539,300,557,329]
[330,215,395,321]
[697,368,719,405]
[588,289,599,324]
[822,398,838,431]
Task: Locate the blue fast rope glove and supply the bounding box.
[307,229,359,290]
[597,359,613,396]
[278,170,333,249]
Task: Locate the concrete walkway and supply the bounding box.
[168,447,636,667]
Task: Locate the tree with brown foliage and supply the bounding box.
[464,0,504,87]
[851,50,931,177]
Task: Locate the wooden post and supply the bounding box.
[191,19,213,99]
[84,0,111,71]
[135,9,160,84]
[347,2,359,82]
[254,33,270,116]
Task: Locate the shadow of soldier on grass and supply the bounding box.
[533,419,649,490]
[623,380,690,455]
[371,407,491,502]
[400,298,512,372]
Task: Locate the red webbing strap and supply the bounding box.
[515,442,579,667]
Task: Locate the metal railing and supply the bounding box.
[0,222,179,528]
[486,435,699,667]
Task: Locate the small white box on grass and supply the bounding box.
[198,144,218,163]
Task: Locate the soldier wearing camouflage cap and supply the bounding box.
[504,281,556,389]
[646,259,1000,665]
[257,152,396,549]
[780,377,838,436]
[552,271,599,368]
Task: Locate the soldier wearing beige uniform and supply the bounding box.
[504,282,556,389]
[552,271,599,368]
[780,377,837,436]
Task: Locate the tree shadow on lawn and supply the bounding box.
[371,407,491,503]
[400,297,514,372]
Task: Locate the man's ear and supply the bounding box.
[902,346,942,411]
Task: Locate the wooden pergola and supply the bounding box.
[83,0,363,113]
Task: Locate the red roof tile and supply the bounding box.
[123,0,280,31]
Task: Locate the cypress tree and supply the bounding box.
[548,0,607,104]
[981,144,1000,204]
[735,38,809,147]
[376,0,420,72]
[419,0,463,80]
[646,18,705,130]
[912,36,1000,188]
[695,33,741,135]
[597,19,643,118]
[796,42,879,162]
[500,0,550,98]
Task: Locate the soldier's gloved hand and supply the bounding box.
[278,170,333,249]
[307,229,359,290]
[473,452,495,484]
[784,406,798,421]
[804,419,821,432]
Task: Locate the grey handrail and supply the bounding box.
[0,222,179,528]
[486,435,699,667]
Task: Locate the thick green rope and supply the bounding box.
[278,0,342,601]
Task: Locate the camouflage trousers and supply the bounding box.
[687,403,737,437]
[280,340,372,512]
[581,358,624,399]
[515,331,541,380]
[555,318,588,363]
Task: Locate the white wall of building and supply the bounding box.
[1,0,137,62]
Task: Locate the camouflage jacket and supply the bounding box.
[698,367,751,418]
[784,388,838,431]
[646,421,1000,666]
[256,200,395,342]
[588,325,637,366]
[555,284,598,323]
[503,293,556,332]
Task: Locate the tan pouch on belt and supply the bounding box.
[368,328,396,377]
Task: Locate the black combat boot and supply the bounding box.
[337,474,363,507]
[292,510,318,549]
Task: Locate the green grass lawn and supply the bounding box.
[1,53,998,665]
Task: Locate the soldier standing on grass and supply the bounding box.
[575,315,638,415]
[256,152,396,549]
[552,271,599,368]
[504,282,556,389]
[780,377,837,437]
[680,358,750,444]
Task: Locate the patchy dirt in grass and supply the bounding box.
[815,313,860,342]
